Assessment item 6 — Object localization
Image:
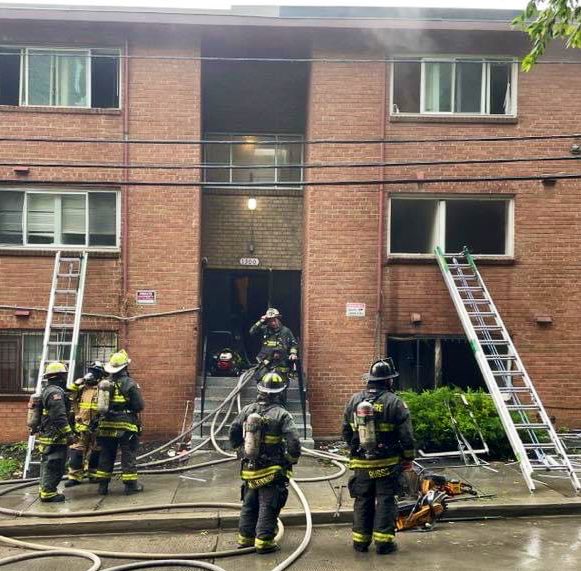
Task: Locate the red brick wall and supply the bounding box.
[0,22,202,442]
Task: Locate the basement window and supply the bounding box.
[391,57,517,116]
[0,331,117,393]
[0,46,120,109]
[389,196,513,257]
[0,189,119,249]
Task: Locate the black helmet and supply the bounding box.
[364,358,399,383]
[257,371,287,395]
[88,361,105,376]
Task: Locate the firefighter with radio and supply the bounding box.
[229,371,301,554]
[342,358,416,555]
[94,350,145,496]
[65,361,105,486]
[27,362,75,502]
[249,308,298,377]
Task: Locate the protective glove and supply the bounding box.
[289,353,298,362]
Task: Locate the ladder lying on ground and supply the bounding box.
[22,252,89,479]
[435,246,581,493]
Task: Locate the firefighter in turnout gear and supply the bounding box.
[36,362,74,502]
[229,371,301,554]
[95,350,145,495]
[342,358,416,555]
[249,308,298,377]
[65,361,105,487]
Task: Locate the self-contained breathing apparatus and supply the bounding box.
[243,412,264,468]
[26,393,43,435]
[97,379,113,415]
[354,399,378,459]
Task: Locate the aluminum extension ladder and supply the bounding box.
[22,251,89,479]
[435,246,581,493]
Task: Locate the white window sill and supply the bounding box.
[0,105,121,116]
[386,254,515,265]
[389,114,518,124]
[0,246,120,258]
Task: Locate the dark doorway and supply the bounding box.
[202,269,301,366]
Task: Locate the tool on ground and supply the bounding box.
[22,251,88,479]
[436,246,580,493]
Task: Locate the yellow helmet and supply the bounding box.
[43,362,67,377]
[105,349,131,374]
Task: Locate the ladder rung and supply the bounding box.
[457,287,483,291]
[58,273,80,278]
[492,370,524,376]
[47,341,72,346]
[498,386,531,394]
[486,354,516,360]
[506,404,540,411]
[514,423,549,430]
[462,299,490,304]
[55,289,78,295]
[449,263,471,268]
[480,340,508,346]
[53,306,77,312]
[523,443,557,450]
[51,324,75,329]
[468,311,497,317]
[59,257,81,262]
[474,326,503,331]
[531,465,570,471]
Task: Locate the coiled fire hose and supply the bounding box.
[0,364,348,569]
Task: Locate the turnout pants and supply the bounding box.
[39,444,68,500]
[348,470,400,548]
[95,432,139,483]
[237,479,289,553]
[68,432,100,481]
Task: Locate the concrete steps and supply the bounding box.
[191,374,314,449]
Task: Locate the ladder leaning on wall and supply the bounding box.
[22,251,89,479]
[435,246,580,493]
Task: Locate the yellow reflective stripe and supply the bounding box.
[377,422,395,432]
[121,473,138,481]
[241,465,283,480]
[94,470,112,479]
[79,402,99,410]
[352,532,371,543]
[237,534,255,546]
[99,421,138,432]
[349,456,400,470]
[373,531,395,543]
[39,489,58,499]
[263,434,282,444]
[75,423,90,432]
[255,538,275,548]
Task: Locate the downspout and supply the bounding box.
[375,60,388,358]
[122,40,130,347]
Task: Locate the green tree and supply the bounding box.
[514,0,581,70]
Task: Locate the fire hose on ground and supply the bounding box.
[0,364,348,570]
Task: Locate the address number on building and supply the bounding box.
[239,257,260,266]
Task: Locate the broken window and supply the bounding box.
[392,57,516,116]
[0,48,21,106]
[388,336,484,391]
[445,200,508,255]
[389,197,511,256]
[390,199,439,254]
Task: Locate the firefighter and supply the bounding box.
[249,308,298,377]
[65,361,105,487]
[342,358,416,555]
[229,371,301,554]
[36,362,75,502]
[95,350,145,495]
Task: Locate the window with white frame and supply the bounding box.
[203,134,304,185]
[389,196,513,256]
[0,47,120,108]
[0,331,117,393]
[392,58,517,116]
[0,190,119,248]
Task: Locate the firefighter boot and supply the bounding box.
[376,542,398,555]
[64,479,83,488]
[353,543,369,553]
[124,481,144,495]
[40,493,66,503]
[97,481,109,496]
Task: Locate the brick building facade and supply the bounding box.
[1,5,580,443]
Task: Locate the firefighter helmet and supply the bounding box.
[105,350,131,374]
[88,361,105,375]
[257,371,287,394]
[43,362,68,378]
[264,308,282,320]
[364,358,399,382]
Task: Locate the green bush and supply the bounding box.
[0,442,27,480]
[399,387,512,459]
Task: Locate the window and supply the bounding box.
[0,331,117,393]
[0,190,119,248]
[203,134,303,185]
[388,336,485,391]
[0,47,120,109]
[389,196,513,256]
[392,58,516,116]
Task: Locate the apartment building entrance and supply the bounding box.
[202,269,301,363]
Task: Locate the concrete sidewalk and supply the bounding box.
[1,453,580,537]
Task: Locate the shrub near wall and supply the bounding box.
[399,388,512,459]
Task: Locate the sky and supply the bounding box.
[0,0,530,11]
